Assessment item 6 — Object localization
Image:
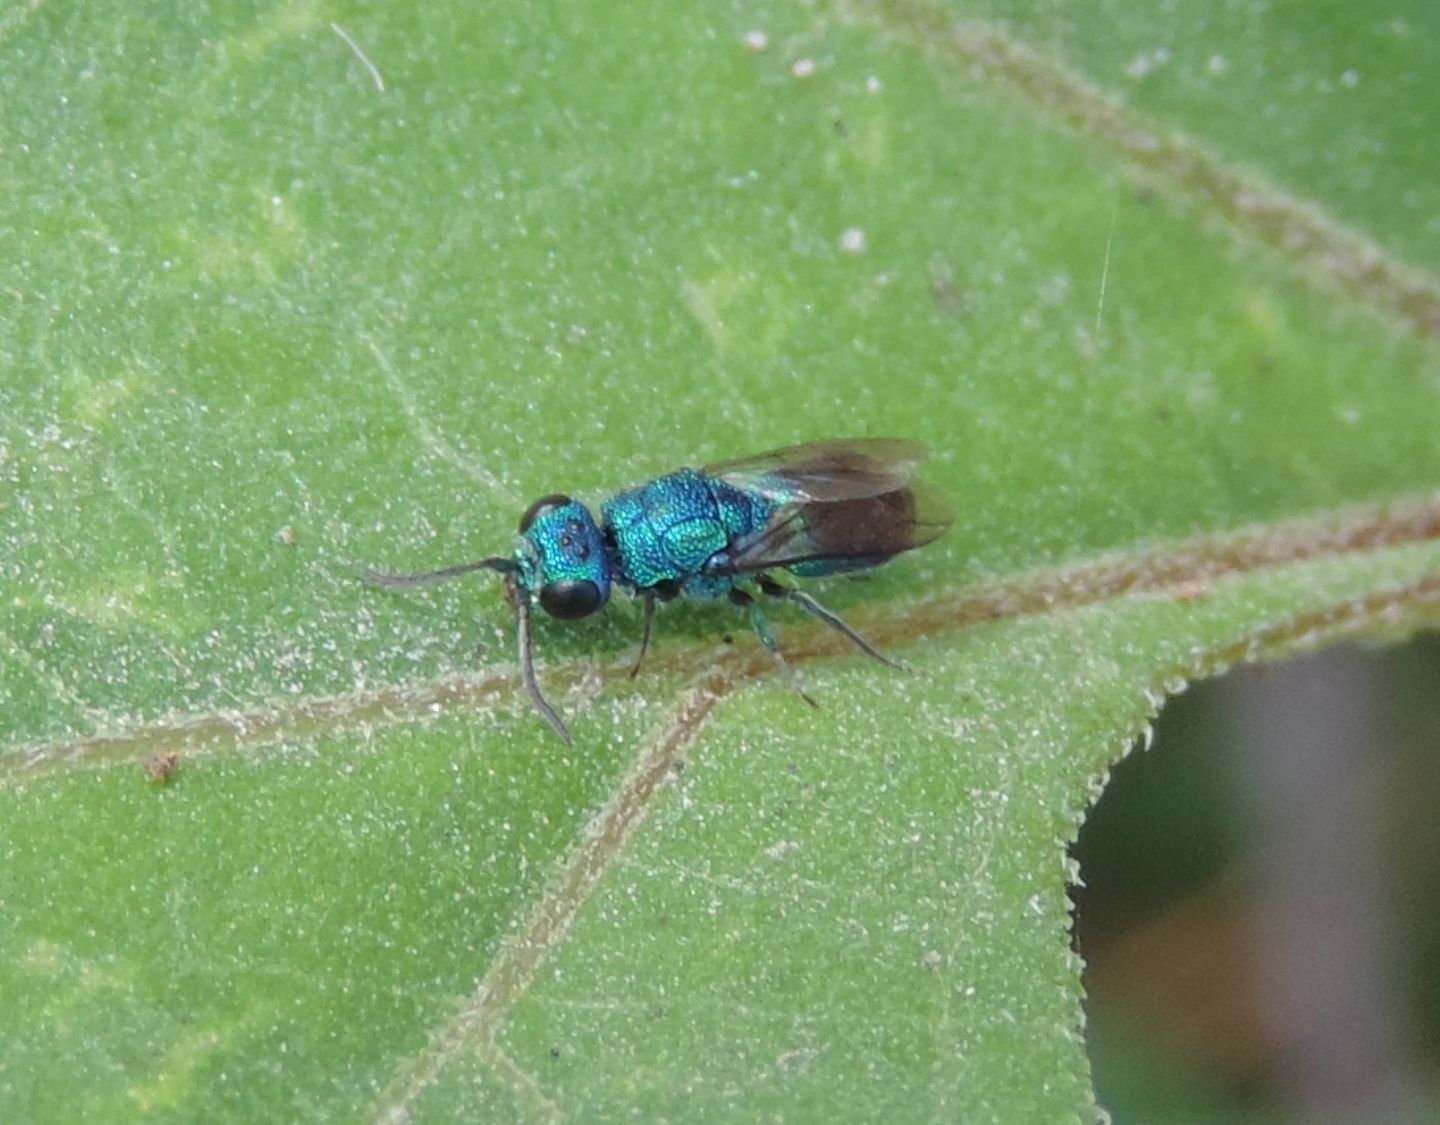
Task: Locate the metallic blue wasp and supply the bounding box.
[360,438,952,741]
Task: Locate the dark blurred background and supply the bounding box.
[1074,632,1440,1122]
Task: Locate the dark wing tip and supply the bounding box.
[903,478,955,549]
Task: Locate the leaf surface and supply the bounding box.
[2,1,1438,1118]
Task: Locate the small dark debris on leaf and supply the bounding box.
[145,751,180,785]
[928,253,963,314]
[776,1048,808,1072]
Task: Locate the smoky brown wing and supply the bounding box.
[706,437,929,503]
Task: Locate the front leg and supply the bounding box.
[629,591,656,678]
[630,579,681,678]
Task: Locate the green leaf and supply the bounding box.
[3,0,1437,1119]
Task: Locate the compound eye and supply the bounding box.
[518,493,573,534]
[539,579,603,620]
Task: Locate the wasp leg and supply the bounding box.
[730,587,817,708]
[756,573,901,670]
[630,590,656,678]
[507,575,572,743]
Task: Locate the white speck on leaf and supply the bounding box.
[1125,46,1171,80]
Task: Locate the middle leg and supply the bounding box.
[729,586,817,707]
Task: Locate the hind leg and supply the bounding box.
[755,573,900,669]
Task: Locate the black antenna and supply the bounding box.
[356,556,571,740]
[509,575,572,743]
[352,557,519,587]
